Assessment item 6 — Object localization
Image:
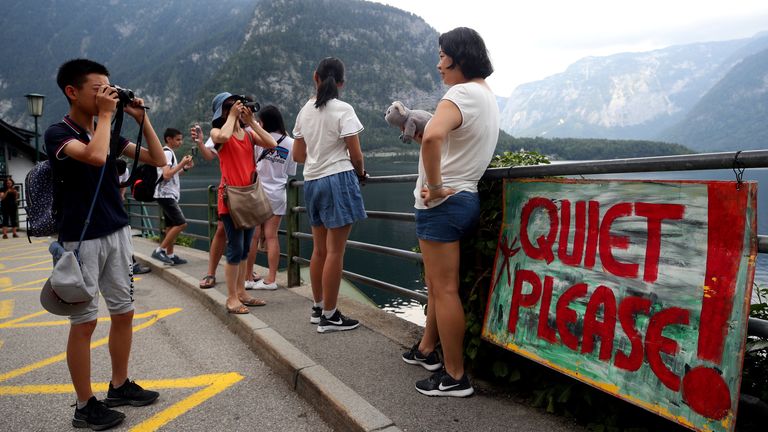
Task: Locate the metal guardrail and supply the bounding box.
[284,149,768,339]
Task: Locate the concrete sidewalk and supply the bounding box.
[133,237,582,432]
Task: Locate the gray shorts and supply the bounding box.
[62,225,134,325]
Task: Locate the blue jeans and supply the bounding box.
[220,214,255,264]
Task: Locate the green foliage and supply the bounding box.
[741,284,768,402]
[496,131,693,160]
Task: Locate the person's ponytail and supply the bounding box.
[314,75,338,108]
[313,57,345,109]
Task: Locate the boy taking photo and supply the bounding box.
[44,58,167,430]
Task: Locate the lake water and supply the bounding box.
[161,157,768,325]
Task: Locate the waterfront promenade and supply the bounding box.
[128,237,585,431]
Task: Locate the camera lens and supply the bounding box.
[244,101,260,112]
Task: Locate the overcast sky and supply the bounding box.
[371,0,768,96]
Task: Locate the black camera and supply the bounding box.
[234,95,260,112]
[110,85,135,106]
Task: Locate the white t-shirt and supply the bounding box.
[154,147,180,200]
[292,98,364,181]
[414,82,499,210]
[118,168,130,185]
[204,137,217,154]
[254,132,297,215]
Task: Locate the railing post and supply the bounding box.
[286,179,300,287]
[207,185,217,248]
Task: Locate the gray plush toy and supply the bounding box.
[384,101,432,144]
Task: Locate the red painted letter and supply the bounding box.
[538,276,557,343]
[599,203,639,279]
[520,197,558,263]
[555,283,588,351]
[558,200,586,266]
[634,203,685,283]
[581,285,617,361]
[645,307,690,391]
[584,201,600,269]
[509,269,542,334]
[614,296,652,371]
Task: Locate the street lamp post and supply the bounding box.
[25,93,45,163]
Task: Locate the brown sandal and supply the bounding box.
[239,296,267,307]
[227,304,249,314]
[200,275,216,289]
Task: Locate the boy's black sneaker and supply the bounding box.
[169,255,187,265]
[317,310,359,333]
[104,379,159,407]
[72,396,125,430]
[415,369,474,397]
[402,343,443,371]
[310,306,322,324]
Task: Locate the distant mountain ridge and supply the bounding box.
[0,0,443,152]
[499,33,768,150]
[658,47,768,151]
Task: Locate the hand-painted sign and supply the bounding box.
[482,179,757,432]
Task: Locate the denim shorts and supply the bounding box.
[304,170,367,228]
[415,191,480,242]
[220,214,255,264]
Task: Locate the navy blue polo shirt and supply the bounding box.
[43,115,130,242]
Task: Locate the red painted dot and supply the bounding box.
[681,366,731,420]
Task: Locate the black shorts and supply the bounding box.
[156,198,186,227]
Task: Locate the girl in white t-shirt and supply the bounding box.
[402,28,499,398]
[293,57,367,333]
[245,105,298,290]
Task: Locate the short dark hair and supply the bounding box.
[56,59,110,104]
[257,105,287,135]
[164,128,182,141]
[438,27,493,79]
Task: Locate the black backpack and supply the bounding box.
[129,147,174,202]
[25,160,60,237]
[130,163,161,202]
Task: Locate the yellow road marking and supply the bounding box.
[0,247,49,260]
[0,255,50,261]
[0,277,48,293]
[0,242,46,253]
[0,311,47,327]
[0,308,174,329]
[0,278,10,288]
[0,300,13,319]
[0,260,51,274]
[0,308,181,383]
[0,373,244,432]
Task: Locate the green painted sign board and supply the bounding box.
[482,179,757,432]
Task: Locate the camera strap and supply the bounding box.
[120,107,147,188]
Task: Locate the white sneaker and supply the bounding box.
[252,279,278,290]
[244,280,259,290]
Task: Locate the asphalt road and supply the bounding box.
[0,237,330,431]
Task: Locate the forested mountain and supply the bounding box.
[658,47,768,151]
[496,132,693,160]
[499,33,768,145]
[190,0,443,151]
[0,0,255,132]
[0,0,442,152]
[0,0,691,158]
